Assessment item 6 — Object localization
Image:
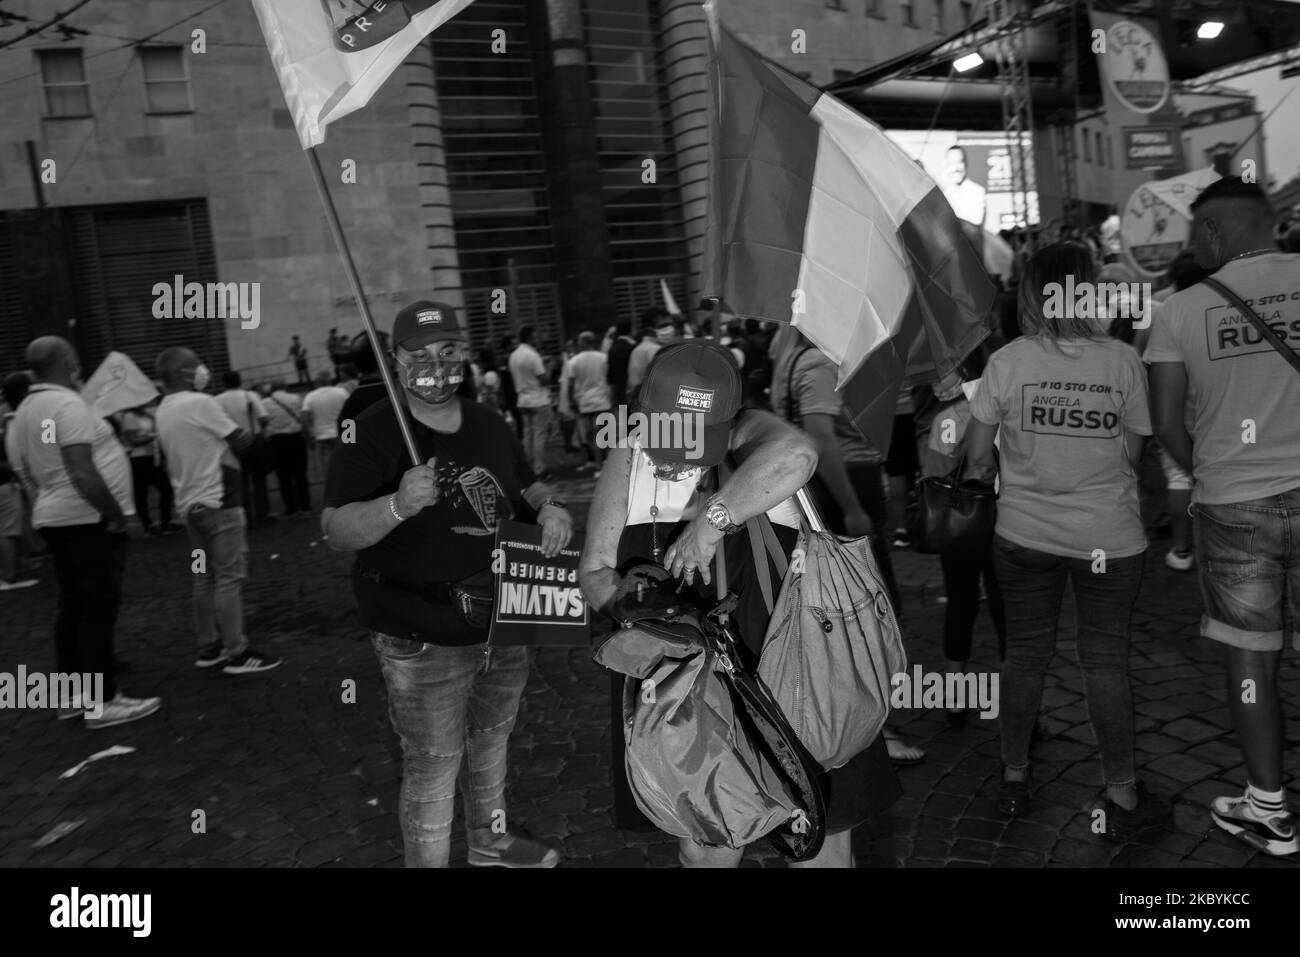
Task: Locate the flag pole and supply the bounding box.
[304,145,422,467]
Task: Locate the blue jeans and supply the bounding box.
[519,406,552,475]
[371,635,530,868]
[184,505,248,657]
[992,535,1144,787]
[1193,487,1300,651]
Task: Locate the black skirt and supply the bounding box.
[608,520,901,835]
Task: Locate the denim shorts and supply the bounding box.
[1193,487,1300,652]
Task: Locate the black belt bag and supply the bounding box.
[449,575,494,631]
[354,564,494,642]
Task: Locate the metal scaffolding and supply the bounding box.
[989,0,1038,245]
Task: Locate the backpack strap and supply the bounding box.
[270,394,305,426]
[1202,275,1300,378]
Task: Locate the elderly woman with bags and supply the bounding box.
[579,340,900,868]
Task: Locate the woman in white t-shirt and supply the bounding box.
[962,242,1171,841]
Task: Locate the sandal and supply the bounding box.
[883,729,926,766]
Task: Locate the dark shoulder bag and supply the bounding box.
[906,404,998,554]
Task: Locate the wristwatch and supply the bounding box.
[704,496,742,534]
[539,497,568,510]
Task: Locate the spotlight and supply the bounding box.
[1197,21,1224,39]
[954,52,983,72]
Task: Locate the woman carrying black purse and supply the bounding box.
[918,369,1006,725]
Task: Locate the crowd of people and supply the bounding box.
[2,175,1298,866]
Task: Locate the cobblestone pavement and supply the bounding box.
[2,464,1299,869]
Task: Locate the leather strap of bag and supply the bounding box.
[746,517,776,614]
[270,394,305,429]
[1202,275,1300,378]
[714,525,728,628]
[719,457,790,616]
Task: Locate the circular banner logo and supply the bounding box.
[1102,20,1170,115]
[1121,182,1188,277]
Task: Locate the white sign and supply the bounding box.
[1121,182,1188,277]
[1101,20,1170,115]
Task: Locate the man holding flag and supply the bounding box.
[323,302,572,867]
[254,0,573,868]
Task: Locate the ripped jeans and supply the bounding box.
[372,635,530,867]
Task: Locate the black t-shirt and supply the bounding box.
[324,397,536,583]
[336,377,387,433]
[607,337,634,389]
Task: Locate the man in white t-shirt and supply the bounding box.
[940,145,988,229]
[3,337,160,728]
[302,371,349,451]
[558,331,611,472]
[1146,177,1300,856]
[216,370,273,527]
[508,326,553,477]
[262,381,312,516]
[155,347,282,677]
[626,314,672,399]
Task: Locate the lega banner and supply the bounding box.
[489,520,590,647]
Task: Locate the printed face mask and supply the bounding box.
[398,353,463,404]
[650,458,703,484]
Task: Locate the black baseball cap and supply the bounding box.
[393,300,467,351]
[637,340,742,467]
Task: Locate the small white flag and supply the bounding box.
[660,279,682,317]
[80,352,158,419]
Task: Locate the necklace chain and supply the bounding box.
[650,479,661,562]
[1228,247,1277,262]
[648,471,710,563]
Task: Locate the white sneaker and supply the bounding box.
[1165,548,1194,572]
[84,693,161,729]
[1211,794,1299,856]
[0,578,39,591]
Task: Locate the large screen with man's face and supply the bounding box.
[885,130,1041,235]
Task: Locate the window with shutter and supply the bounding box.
[67,199,230,378]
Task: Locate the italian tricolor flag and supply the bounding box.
[702,17,995,448]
